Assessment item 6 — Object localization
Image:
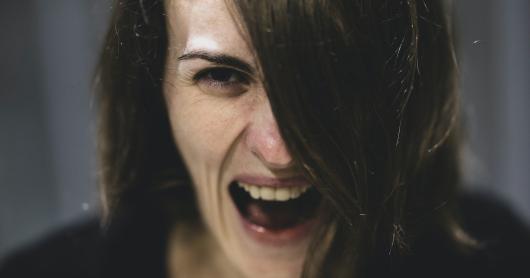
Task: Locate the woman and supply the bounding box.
[1,0,529,277]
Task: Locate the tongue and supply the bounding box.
[245,201,302,229]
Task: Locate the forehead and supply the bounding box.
[165,0,252,57]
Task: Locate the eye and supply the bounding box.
[193,67,250,96]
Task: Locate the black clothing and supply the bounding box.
[1,192,529,278]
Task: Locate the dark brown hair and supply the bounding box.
[96,0,472,276]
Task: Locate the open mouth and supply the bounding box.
[229,181,322,232]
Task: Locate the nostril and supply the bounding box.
[250,145,293,169]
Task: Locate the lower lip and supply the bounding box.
[236,209,317,247]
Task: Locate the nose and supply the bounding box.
[245,100,293,169]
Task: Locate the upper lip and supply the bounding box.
[233,175,309,188]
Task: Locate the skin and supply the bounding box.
[163,0,312,277]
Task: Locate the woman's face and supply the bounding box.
[163,0,320,277]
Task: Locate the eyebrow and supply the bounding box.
[177,50,255,75]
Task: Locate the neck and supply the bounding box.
[167,222,244,278]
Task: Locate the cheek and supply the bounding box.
[163,88,252,244]
[163,88,250,180]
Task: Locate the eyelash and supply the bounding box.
[192,67,250,95]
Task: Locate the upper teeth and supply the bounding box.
[237,182,310,202]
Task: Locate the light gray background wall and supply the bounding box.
[0,0,529,260]
[0,0,109,259]
[456,0,530,223]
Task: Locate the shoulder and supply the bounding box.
[0,200,172,278]
[407,191,530,278]
[457,191,530,273]
[0,217,102,278]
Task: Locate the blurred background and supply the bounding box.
[0,0,529,260]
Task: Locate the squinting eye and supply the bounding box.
[194,67,250,96]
